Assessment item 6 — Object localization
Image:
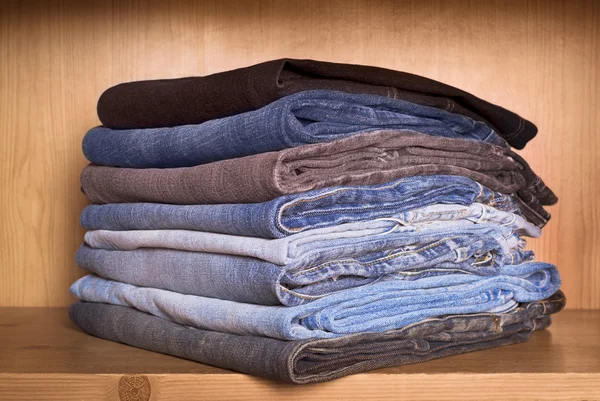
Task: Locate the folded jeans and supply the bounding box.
[70,262,561,340]
[69,291,565,383]
[96,58,536,149]
[78,220,535,306]
[80,130,556,226]
[83,208,539,265]
[80,175,521,237]
[85,90,506,169]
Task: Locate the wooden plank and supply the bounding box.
[0,373,599,401]
[0,0,599,308]
[0,308,599,399]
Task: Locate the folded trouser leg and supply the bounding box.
[68,290,565,384]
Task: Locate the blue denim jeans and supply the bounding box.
[78,220,535,306]
[395,203,540,237]
[69,292,565,383]
[70,262,561,340]
[80,175,519,238]
[83,209,538,265]
[83,91,507,168]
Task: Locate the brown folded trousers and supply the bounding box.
[81,130,556,225]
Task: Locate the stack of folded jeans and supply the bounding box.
[70,59,564,384]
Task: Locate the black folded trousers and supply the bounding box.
[97,59,537,149]
[69,291,565,384]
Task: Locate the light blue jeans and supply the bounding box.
[84,206,538,265]
[70,262,561,340]
[78,219,535,306]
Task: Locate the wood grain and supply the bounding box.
[1,374,599,401]
[0,308,599,400]
[0,0,598,307]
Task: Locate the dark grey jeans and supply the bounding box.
[69,290,565,384]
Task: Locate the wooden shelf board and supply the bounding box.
[0,308,599,400]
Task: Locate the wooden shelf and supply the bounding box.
[0,308,599,400]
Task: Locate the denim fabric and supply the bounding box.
[96,58,537,149]
[80,175,520,237]
[80,130,556,228]
[70,262,561,340]
[396,203,540,237]
[69,291,565,383]
[84,212,538,265]
[85,90,506,169]
[78,221,535,306]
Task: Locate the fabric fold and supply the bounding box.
[79,175,520,237]
[70,262,561,340]
[69,291,565,383]
[83,209,539,265]
[96,58,536,149]
[86,90,506,168]
[77,220,535,306]
[80,130,556,226]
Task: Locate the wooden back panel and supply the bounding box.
[1,0,598,308]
